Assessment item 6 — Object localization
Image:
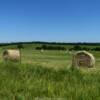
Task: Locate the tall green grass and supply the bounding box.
[0,63,100,100]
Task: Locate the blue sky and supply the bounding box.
[0,0,100,42]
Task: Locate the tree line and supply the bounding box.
[69,45,100,51]
[0,42,100,51]
[36,45,66,50]
[36,45,100,51]
[0,41,100,46]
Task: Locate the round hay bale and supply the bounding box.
[40,49,44,53]
[72,51,95,68]
[3,49,21,62]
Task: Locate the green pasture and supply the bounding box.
[0,45,100,99]
[0,46,100,69]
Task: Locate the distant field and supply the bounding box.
[0,44,100,99]
[0,46,100,69]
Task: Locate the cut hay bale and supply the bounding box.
[3,50,21,62]
[72,51,95,68]
[40,49,44,53]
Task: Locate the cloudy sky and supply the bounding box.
[0,0,100,42]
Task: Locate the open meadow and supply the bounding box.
[0,44,100,100]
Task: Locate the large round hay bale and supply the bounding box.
[72,51,95,68]
[3,50,21,62]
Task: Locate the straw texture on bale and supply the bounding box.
[3,50,20,62]
[72,51,95,68]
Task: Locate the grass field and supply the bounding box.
[0,45,100,100]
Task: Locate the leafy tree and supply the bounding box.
[72,45,82,50]
[17,44,24,49]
